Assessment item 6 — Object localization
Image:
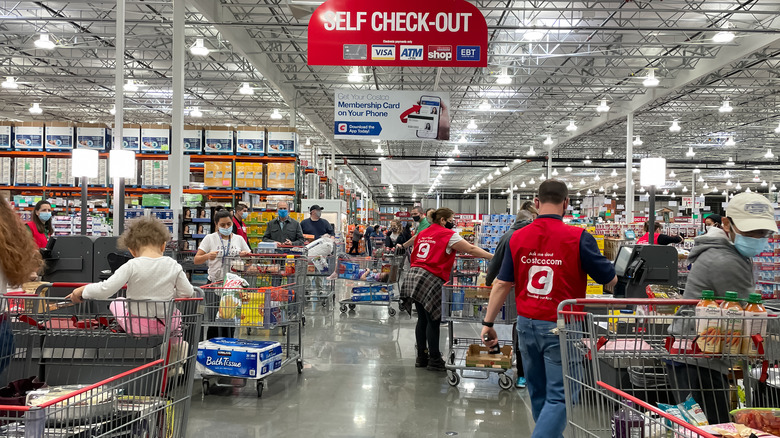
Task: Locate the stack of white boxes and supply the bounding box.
[14,158,44,185]
[142,160,169,187]
[479,214,516,254]
[0,157,11,185]
[46,158,74,186]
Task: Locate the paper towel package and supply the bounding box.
[197,338,283,379]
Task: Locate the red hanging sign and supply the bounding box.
[307,0,488,67]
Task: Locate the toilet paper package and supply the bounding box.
[197,338,283,379]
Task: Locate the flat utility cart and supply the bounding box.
[0,291,203,437]
[336,255,404,317]
[441,282,516,390]
[199,254,306,398]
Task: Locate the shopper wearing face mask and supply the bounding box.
[400,206,430,252]
[668,192,778,424]
[27,200,54,249]
[700,213,725,237]
[194,210,252,283]
[263,201,304,247]
[231,203,250,245]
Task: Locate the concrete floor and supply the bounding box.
[186,290,536,438]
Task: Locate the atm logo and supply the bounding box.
[428,45,452,61]
[371,45,396,60]
[399,45,424,61]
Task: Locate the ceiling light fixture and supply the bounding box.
[271,109,282,120]
[632,135,643,146]
[520,182,527,188]
[34,33,55,50]
[239,82,253,95]
[682,186,688,193]
[698,175,705,182]
[487,174,494,181]
[606,147,614,156]
[693,167,701,174]
[1,76,18,89]
[596,99,610,113]
[467,119,478,130]
[495,67,512,85]
[371,139,381,143]
[753,169,761,175]
[643,70,659,87]
[726,157,735,166]
[613,183,619,189]
[686,147,695,157]
[583,156,592,165]
[552,168,559,176]
[452,144,461,155]
[513,158,522,164]
[713,22,736,43]
[610,169,617,177]
[190,107,203,117]
[458,135,467,144]
[599,186,605,192]
[478,100,492,111]
[305,138,311,146]
[669,170,676,178]
[494,169,501,176]
[719,100,733,113]
[725,136,736,147]
[502,165,510,172]
[579,178,586,185]
[587,189,593,195]
[347,67,363,83]
[29,103,42,115]
[529,178,535,184]
[772,184,778,192]
[526,145,537,156]
[109,105,116,116]
[775,122,780,134]
[543,135,553,146]
[375,144,384,154]
[566,120,577,132]
[765,149,774,159]
[726,179,733,186]
[125,79,139,92]
[668,120,681,133]
[762,180,768,187]
[565,166,572,172]
[446,157,455,163]
[594,174,601,181]
[523,27,545,42]
[189,38,210,56]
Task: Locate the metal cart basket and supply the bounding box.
[336,255,404,316]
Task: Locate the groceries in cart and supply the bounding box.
[688,291,768,355]
[338,262,389,282]
[27,385,117,422]
[730,408,780,436]
[465,344,512,369]
[350,285,393,302]
[197,338,283,380]
[213,273,295,327]
[306,236,335,274]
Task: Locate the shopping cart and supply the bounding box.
[336,255,404,316]
[304,253,337,307]
[441,283,516,390]
[0,290,203,437]
[199,254,305,398]
[557,297,780,437]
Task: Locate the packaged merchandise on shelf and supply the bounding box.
[0,157,12,185]
[76,124,108,151]
[44,122,75,151]
[114,123,142,151]
[266,162,296,190]
[14,122,44,150]
[0,122,11,149]
[235,162,263,188]
[182,126,203,154]
[204,161,233,188]
[196,338,283,380]
[141,160,169,187]
[266,127,297,156]
[46,158,75,186]
[204,126,234,154]
[140,124,170,153]
[478,214,516,254]
[235,126,265,155]
[14,157,44,185]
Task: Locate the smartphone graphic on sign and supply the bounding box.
[416,96,441,139]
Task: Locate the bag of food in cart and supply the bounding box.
[657,402,699,437]
[306,236,334,257]
[731,408,780,436]
[217,273,248,323]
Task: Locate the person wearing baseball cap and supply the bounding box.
[301,204,334,240]
[669,192,778,424]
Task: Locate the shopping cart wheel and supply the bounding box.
[447,370,460,387]
[202,380,210,397]
[348,304,356,310]
[339,304,348,313]
[388,307,397,317]
[256,381,264,398]
[498,373,513,390]
[302,315,306,326]
[449,351,456,365]
[297,360,303,374]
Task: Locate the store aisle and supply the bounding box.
[187,300,535,437]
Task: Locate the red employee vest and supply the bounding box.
[26,222,48,249]
[635,232,658,244]
[232,216,248,244]
[509,218,587,322]
[411,223,458,282]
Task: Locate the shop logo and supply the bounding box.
[399,45,424,61]
[371,44,396,60]
[527,266,554,296]
[428,45,452,61]
[337,123,348,133]
[456,46,481,62]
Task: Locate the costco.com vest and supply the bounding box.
[509,218,587,322]
[411,223,458,281]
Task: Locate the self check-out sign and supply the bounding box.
[307,0,488,67]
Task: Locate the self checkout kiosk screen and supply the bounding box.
[614,246,634,277]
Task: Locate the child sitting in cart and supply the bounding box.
[66,216,194,344]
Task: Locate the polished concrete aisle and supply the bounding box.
[187,300,535,437]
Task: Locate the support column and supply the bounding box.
[112,0,125,236]
[487,185,492,215]
[547,153,553,179]
[508,178,514,213]
[436,191,441,209]
[475,192,479,219]
[330,144,336,199]
[625,112,635,223]
[170,0,185,240]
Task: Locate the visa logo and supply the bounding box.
[456,46,480,62]
[371,44,396,60]
[399,45,424,61]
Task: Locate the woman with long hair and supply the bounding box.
[0,194,43,294]
[26,200,54,249]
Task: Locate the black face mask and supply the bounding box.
[412,215,421,222]
[444,221,455,229]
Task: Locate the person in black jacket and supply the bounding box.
[384,220,408,249]
[485,201,537,388]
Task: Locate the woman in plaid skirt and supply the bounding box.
[401,208,493,371]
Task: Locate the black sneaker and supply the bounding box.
[427,357,446,372]
[415,350,428,368]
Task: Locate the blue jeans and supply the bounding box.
[516,316,567,438]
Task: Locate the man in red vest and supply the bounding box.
[482,180,617,438]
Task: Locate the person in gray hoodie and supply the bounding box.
[485,201,537,388]
[668,193,778,424]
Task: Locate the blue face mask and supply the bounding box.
[39,212,52,222]
[734,234,768,258]
[219,226,233,236]
[241,211,248,220]
[278,209,289,218]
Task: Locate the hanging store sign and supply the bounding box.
[334,89,450,140]
[307,0,488,67]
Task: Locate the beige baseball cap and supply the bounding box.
[726,193,778,233]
